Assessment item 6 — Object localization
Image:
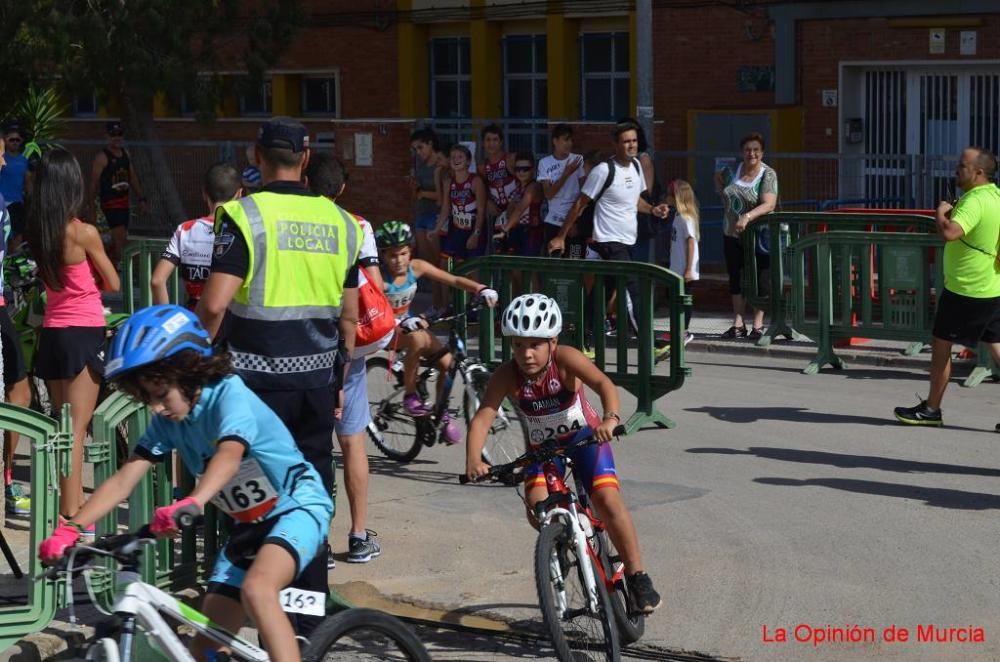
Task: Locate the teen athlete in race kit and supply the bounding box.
[435,144,487,263]
[151,163,243,309]
[375,221,498,444]
[39,305,331,662]
[465,294,661,614]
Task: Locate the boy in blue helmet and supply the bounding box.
[38,305,331,662]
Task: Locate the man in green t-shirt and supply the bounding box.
[895,147,1000,427]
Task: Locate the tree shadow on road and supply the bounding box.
[755,476,1000,510]
[687,446,1000,478]
[342,453,458,486]
[409,617,552,660]
[687,359,932,382]
[685,406,985,432]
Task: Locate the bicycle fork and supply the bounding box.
[539,506,601,615]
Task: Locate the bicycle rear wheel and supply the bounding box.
[534,522,620,662]
[365,357,424,462]
[302,608,431,661]
[463,364,528,468]
[596,530,645,645]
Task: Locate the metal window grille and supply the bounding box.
[580,32,630,121]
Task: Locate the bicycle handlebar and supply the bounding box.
[402,295,490,332]
[458,425,627,485]
[43,512,203,578]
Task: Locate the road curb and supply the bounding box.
[688,339,947,372]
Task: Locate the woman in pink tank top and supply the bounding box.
[26,149,120,527]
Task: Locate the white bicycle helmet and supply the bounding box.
[501,294,563,338]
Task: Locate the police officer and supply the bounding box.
[196,117,362,636]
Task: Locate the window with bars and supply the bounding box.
[302,75,339,116]
[430,37,471,119]
[503,34,548,154]
[580,32,630,121]
[240,78,272,116]
[72,92,99,117]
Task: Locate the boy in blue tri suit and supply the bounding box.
[39,305,331,662]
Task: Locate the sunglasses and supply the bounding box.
[514,165,533,172]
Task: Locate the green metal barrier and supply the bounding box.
[742,212,937,347]
[0,404,72,653]
[788,231,944,374]
[453,255,690,431]
[121,238,181,313]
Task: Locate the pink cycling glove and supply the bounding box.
[39,525,81,564]
[151,497,201,536]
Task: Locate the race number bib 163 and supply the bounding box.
[211,458,279,523]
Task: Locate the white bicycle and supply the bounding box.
[46,518,430,661]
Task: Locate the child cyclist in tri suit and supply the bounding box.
[465,294,661,614]
[435,144,487,266]
[39,305,332,662]
[375,221,498,444]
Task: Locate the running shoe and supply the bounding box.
[893,399,942,427]
[721,325,748,339]
[403,393,431,417]
[4,484,29,516]
[325,542,336,570]
[684,332,695,346]
[440,413,462,445]
[627,571,662,614]
[347,530,381,563]
[582,347,596,360]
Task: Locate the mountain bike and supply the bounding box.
[461,425,643,661]
[366,302,528,466]
[44,515,431,661]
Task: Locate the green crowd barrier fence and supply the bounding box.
[741,212,937,349]
[788,231,944,374]
[453,255,690,431]
[122,237,182,313]
[0,404,71,653]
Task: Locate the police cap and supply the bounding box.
[257,117,309,153]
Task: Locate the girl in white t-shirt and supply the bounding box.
[667,179,700,343]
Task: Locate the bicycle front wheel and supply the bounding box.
[534,522,620,662]
[302,608,431,662]
[365,357,424,463]
[463,364,528,467]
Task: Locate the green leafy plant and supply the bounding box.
[8,86,66,159]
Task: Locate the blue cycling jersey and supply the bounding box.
[135,374,331,524]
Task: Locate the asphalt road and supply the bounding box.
[330,351,1000,662]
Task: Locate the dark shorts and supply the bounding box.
[932,288,1000,347]
[439,226,479,260]
[543,223,588,259]
[34,326,106,380]
[102,207,130,229]
[510,225,545,257]
[0,307,26,385]
[6,202,25,238]
[723,235,770,297]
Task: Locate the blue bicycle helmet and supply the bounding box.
[105,305,212,379]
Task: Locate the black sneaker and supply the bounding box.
[626,571,661,614]
[893,399,942,426]
[325,543,336,570]
[347,530,381,563]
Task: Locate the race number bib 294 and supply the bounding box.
[524,398,589,446]
[211,458,279,523]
